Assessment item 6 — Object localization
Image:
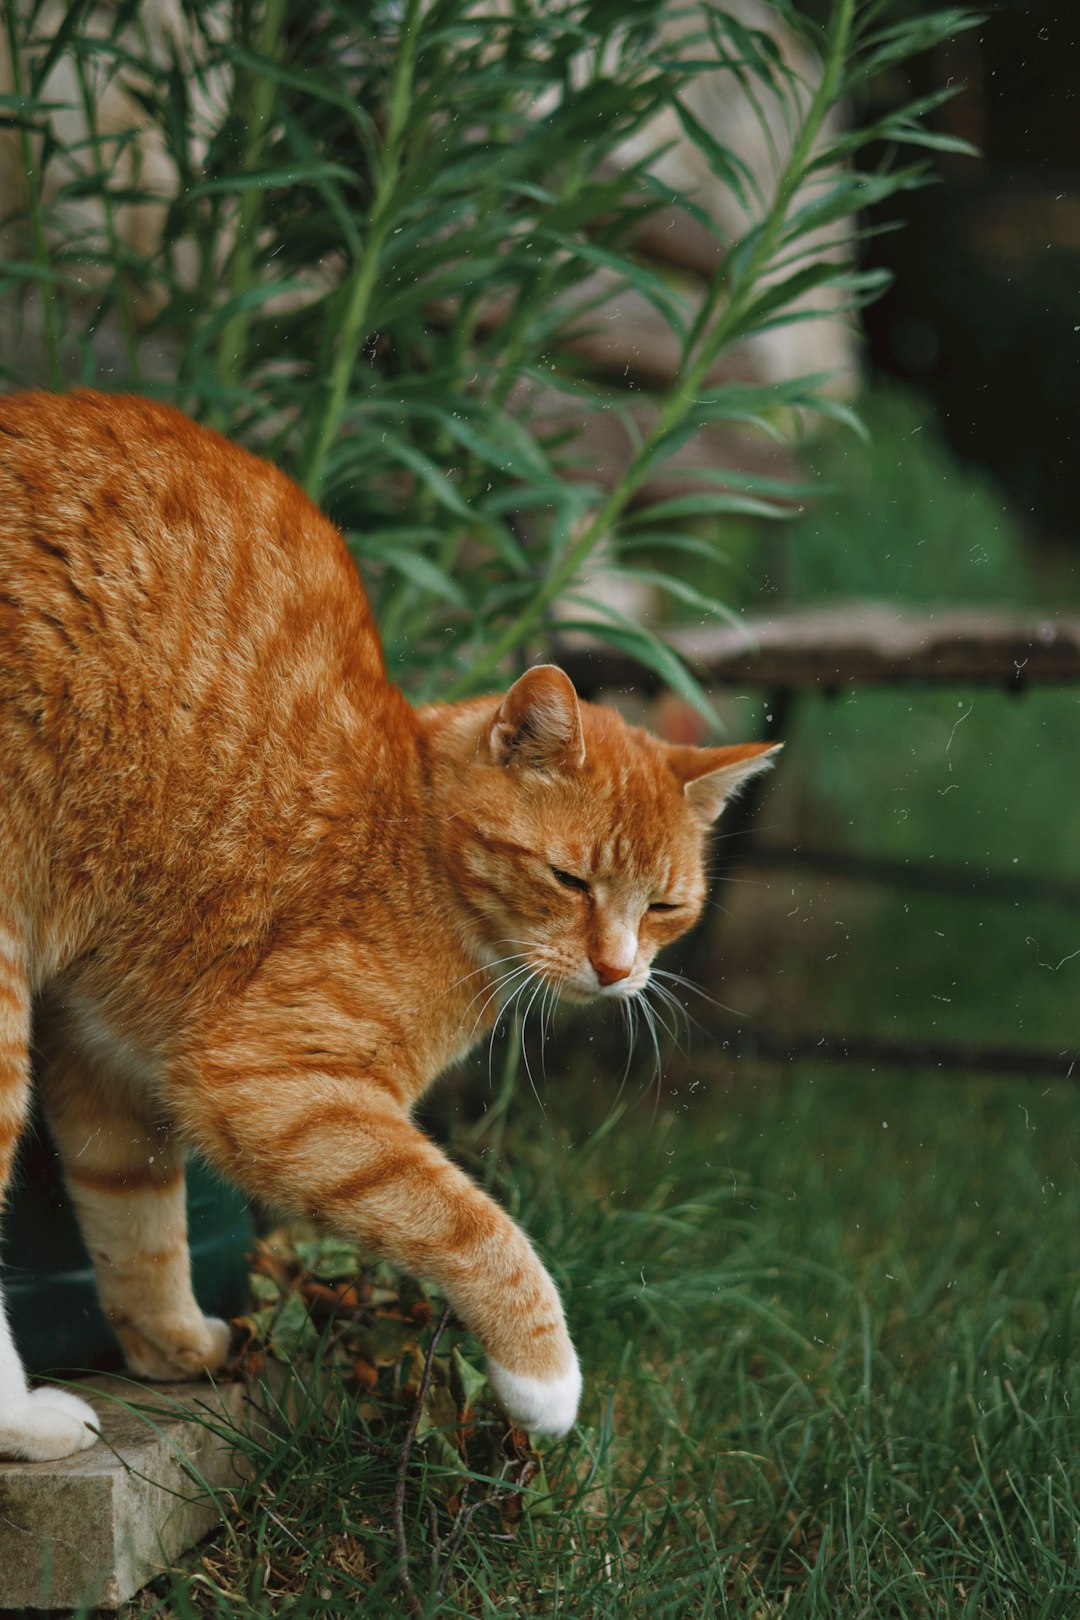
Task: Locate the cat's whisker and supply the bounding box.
[456,938,537,987]
[459,968,528,1028]
[544,977,561,1048]
[642,993,680,1052]
[647,976,710,1040]
[485,968,539,1088]
[486,965,533,1041]
[611,998,636,1105]
[646,979,695,1045]
[518,974,549,1111]
[485,969,545,1106]
[634,995,665,1111]
[537,982,555,1081]
[709,820,781,846]
[484,999,508,1089]
[465,962,535,1044]
[651,968,749,1022]
[706,874,773,886]
[440,948,533,1001]
[490,965,540,1026]
[650,968,702,994]
[456,946,524,997]
[462,961,530,1030]
[641,986,683,1049]
[649,974,691,1016]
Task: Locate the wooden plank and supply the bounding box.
[704,1023,1079,1082]
[556,603,1080,691]
[743,842,1080,910]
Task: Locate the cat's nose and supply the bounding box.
[592,957,632,987]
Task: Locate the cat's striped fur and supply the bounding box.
[0,391,777,1459]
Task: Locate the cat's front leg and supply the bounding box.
[193,1081,581,1436]
[319,1119,583,1435]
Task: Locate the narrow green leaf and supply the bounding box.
[533,228,690,339]
[556,614,721,732]
[738,261,848,329]
[353,525,447,551]
[186,279,311,354]
[371,549,468,607]
[479,481,599,519]
[377,433,530,576]
[605,565,747,627]
[375,258,508,327]
[408,406,549,480]
[0,256,79,288]
[881,126,981,158]
[621,529,738,569]
[663,465,826,500]
[628,490,793,525]
[221,40,380,140]
[373,433,476,526]
[0,93,71,114]
[186,162,358,200]
[854,10,983,81]
[670,96,762,213]
[811,395,871,441]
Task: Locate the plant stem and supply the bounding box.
[444,0,856,700]
[179,194,224,392]
[298,0,423,504]
[75,52,141,380]
[5,6,62,388]
[213,0,287,418]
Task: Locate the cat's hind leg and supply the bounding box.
[38,1056,231,1383]
[0,925,99,1460]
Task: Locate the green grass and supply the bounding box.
[85,1057,1078,1620]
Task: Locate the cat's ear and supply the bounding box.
[667,741,781,824]
[489,665,586,772]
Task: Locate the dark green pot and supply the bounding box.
[5,1120,254,1375]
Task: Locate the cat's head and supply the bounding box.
[423,665,779,1007]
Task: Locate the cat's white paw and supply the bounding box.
[487,1355,582,1437]
[0,1386,99,1461]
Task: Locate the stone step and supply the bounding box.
[0,1374,255,1610]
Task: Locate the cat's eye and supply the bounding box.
[551,867,590,893]
[649,900,679,913]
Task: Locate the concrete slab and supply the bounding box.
[0,1374,255,1610]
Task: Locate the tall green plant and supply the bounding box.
[0,0,977,707]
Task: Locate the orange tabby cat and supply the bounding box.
[0,390,778,1460]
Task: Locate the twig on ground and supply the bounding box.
[432,1487,487,1601]
[393,1302,453,1615]
[430,1452,542,1598]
